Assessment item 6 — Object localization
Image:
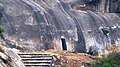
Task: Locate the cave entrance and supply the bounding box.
[61,36,67,50]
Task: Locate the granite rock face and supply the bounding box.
[0,0,119,54]
[0,45,25,67]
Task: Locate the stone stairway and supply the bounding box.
[18,53,55,67]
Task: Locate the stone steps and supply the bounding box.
[18,53,55,67]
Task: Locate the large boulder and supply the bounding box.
[0,45,25,67]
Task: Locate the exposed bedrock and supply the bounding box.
[0,0,119,54]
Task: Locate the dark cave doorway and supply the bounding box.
[61,36,67,50]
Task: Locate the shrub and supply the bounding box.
[92,52,120,67]
[0,27,4,33]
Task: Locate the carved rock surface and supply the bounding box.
[0,0,119,53]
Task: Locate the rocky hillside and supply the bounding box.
[0,0,119,55]
[0,44,97,67]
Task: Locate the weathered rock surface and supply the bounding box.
[0,0,119,54]
[0,45,25,67]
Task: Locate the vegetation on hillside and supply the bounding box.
[0,26,4,33]
[0,11,5,40]
[92,52,120,67]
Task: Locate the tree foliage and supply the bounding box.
[92,52,120,67]
[0,11,5,40]
[0,11,4,33]
[0,27,4,33]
